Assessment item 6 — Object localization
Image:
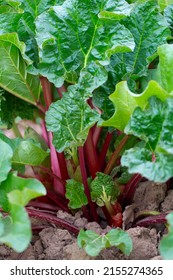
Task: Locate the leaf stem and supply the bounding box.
[27,208,79,235]
[120,173,142,206]
[57,84,67,98]
[99,132,113,171]
[78,146,99,222]
[36,102,46,114]
[48,132,65,195]
[92,126,102,147]
[84,129,99,179]
[38,165,66,186]
[40,76,53,109]
[133,213,168,227]
[104,134,129,175]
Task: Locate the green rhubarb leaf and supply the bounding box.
[0,33,40,104]
[0,3,22,34]
[155,44,173,93]
[112,0,170,79]
[24,127,49,151]
[77,228,132,257]
[65,179,88,209]
[159,212,173,260]
[0,171,46,252]
[124,96,167,151]
[17,0,64,65]
[0,131,22,151]
[35,0,135,87]
[78,63,108,95]
[0,205,31,252]
[0,139,13,183]
[0,172,46,211]
[0,1,38,65]
[98,0,132,20]
[121,97,173,182]
[90,172,120,207]
[125,97,173,154]
[106,229,132,255]
[19,0,61,17]
[12,139,49,166]
[0,133,49,166]
[45,83,100,152]
[77,229,106,257]
[121,145,173,182]
[101,80,168,131]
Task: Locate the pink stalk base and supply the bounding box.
[78,146,99,222]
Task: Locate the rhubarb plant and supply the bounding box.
[0,0,173,259]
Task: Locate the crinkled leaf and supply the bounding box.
[93,90,115,121]
[65,179,88,209]
[0,205,31,252]
[106,229,132,255]
[0,1,37,64]
[0,172,46,211]
[0,139,13,183]
[111,165,132,184]
[0,3,22,34]
[101,80,168,131]
[18,0,64,64]
[99,0,133,20]
[114,0,170,79]
[77,229,106,256]
[125,97,167,151]
[19,0,61,17]
[125,97,173,154]
[78,63,108,95]
[36,0,135,87]
[0,33,40,104]
[90,172,119,207]
[12,139,49,166]
[77,228,132,257]
[155,44,173,93]
[159,212,173,260]
[46,82,100,152]
[121,97,173,182]
[121,145,173,182]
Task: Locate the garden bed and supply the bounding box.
[1,180,172,260]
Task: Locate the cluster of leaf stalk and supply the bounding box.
[25,76,165,235]
[1,0,173,258]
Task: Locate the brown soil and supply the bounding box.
[0,181,172,260]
